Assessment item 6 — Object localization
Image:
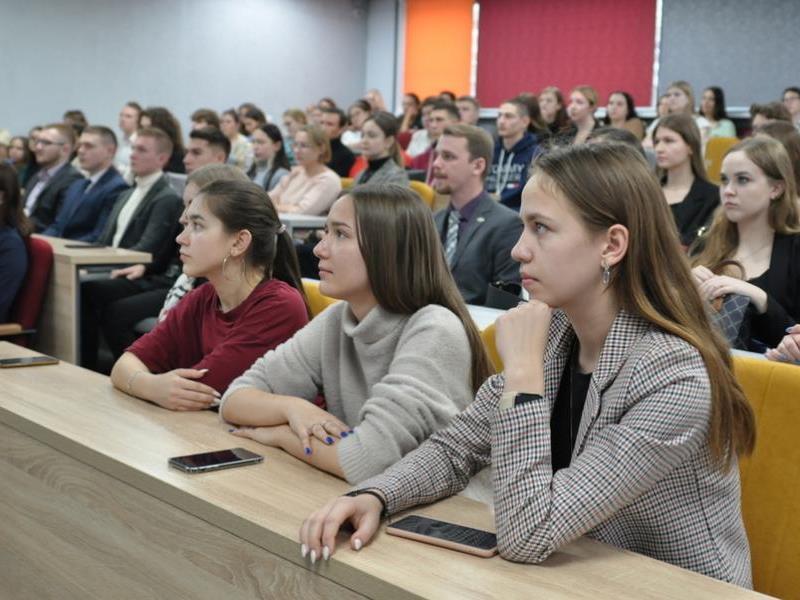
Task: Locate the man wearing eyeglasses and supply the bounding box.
[23,123,82,231]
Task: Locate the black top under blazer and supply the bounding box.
[669,177,719,247]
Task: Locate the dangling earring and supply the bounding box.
[221,253,231,280]
[601,260,611,286]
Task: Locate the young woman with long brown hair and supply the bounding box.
[691,136,800,352]
[221,183,493,484]
[299,143,755,588]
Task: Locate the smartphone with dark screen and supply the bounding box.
[386,514,498,558]
[0,355,59,368]
[168,448,263,473]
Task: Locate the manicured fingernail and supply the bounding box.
[301,544,308,558]
[787,326,795,333]
[310,549,317,565]
[325,436,334,444]
[214,392,221,398]
[340,431,348,438]
[228,428,236,433]
[323,546,330,561]
[353,538,362,551]
[304,447,312,456]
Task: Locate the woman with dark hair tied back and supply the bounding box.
[7,136,36,187]
[139,106,186,174]
[701,87,737,139]
[354,111,409,186]
[299,144,755,587]
[248,123,291,191]
[0,164,31,321]
[110,179,310,410]
[221,183,493,484]
[604,91,645,140]
[220,108,255,172]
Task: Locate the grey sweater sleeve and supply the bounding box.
[336,306,474,484]
[219,303,338,419]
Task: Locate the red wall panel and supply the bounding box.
[476,0,656,107]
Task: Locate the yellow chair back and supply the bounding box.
[733,356,800,598]
[704,136,739,185]
[341,177,354,190]
[479,323,503,372]
[302,279,339,318]
[409,180,436,208]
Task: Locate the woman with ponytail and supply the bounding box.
[299,144,755,588]
[110,178,309,410]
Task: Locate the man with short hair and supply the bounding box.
[431,124,522,306]
[81,127,183,370]
[485,98,540,211]
[410,100,461,184]
[750,101,792,131]
[23,123,83,231]
[456,95,480,126]
[782,87,800,131]
[320,107,355,177]
[43,126,129,241]
[183,127,230,174]
[190,108,221,130]
[406,96,438,157]
[116,101,141,181]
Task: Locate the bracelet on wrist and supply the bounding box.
[344,489,388,520]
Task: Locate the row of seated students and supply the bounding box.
[4,114,800,589]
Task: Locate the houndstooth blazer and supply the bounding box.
[357,309,752,587]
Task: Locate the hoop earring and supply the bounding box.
[601,260,611,286]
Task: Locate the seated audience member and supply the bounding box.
[405,96,436,157]
[643,93,672,150]
[63,109,88,140]
[242,107,268,137]
[409,101,460,184]
[270,124,341,215]
[7,136,35,188]
[538,86,569,135]
[515,93,552,139]
[664,81,710,143]
[354,111,409,186]
[397,93,422,132]
[750,101,792,131]
[341,100,371,153]
[116,101,141,182]
[432,124,522,305]
[691,137,800,352]
[23,123,82,231]
[604,91,645,140]
[364,89,387,112]
[0,130,10,162]
[757,121,800,193]
[110,179,310,408]
[766,324,800,364]
[320,107,356,177]
[783,86,800,131]
[0,164,31,321]
[439,90,457,103]
[140,107,186,174]
[700,87,737,138]
[456,95,480,126]
[306,104,323,126]
[282,108,307,164]
[299,144,755,590]
[220,109,255,172]
[80,127,183,370]
[587,127,646,157]
[190,108,220,131]
[248,124,291,192]
[318,97,337,111]
[43,126,128,241]
[485,97,540,211]
[238,102,258,129]
[183,127,230,174]
[221,184,493,483]
[654,114,718,247]
[563,86,601,145]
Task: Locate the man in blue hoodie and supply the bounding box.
[485,98,540,211]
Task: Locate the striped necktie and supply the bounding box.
[445,208,460,266]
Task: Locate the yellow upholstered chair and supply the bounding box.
[704,136,739,185]
[340,177,354,191]
[409,180,436,209]
[733,356,800,598]
[480,323,503,372]
[302,279,339,318]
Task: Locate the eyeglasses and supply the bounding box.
[34,139,64,147]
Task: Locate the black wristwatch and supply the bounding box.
[514,392,543,407]
[344,489,388,520]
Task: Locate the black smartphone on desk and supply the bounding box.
[0,355,59,368]
[168,448,263,473]
[386,514,498,558]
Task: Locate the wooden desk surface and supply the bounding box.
[0,342,769,599]
[34,234,152,266]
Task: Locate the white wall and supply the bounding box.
[364,0,401,112]
[1,0,372,135]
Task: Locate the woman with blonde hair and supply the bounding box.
[564,85,600,144]
[299,143,755,588]
[691,136,800,351]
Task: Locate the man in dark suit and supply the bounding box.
[80,127,183,370]
[23,123,82,231]
[43,126,129,242]
[320,107,355,177]
[432,124,522,306]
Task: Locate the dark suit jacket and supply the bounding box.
[42,167,129,242]
[434,193,523,305]
[26,163,83,232]
[327,137,356,177]
[98,174,182,274]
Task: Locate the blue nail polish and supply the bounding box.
[325,436,334,444]
[304,447,312,456]
[228,428,236,432]
[340,431,348,438]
